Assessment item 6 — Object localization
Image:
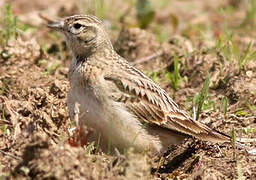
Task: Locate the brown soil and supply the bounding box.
[1,0,256,179]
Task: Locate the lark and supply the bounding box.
[48,15,230,153]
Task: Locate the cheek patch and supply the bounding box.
[78,26,97,43]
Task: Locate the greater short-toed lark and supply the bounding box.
[48,15,230,153]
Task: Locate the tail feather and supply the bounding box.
[164,114,254,154]
[165,116,231,143]
[194,126,231,143]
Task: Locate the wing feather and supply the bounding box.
[104,62,230,143]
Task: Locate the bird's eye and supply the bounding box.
[73,23,82,29]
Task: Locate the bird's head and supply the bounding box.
[48,15,112,57]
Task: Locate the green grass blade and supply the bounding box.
[195,74,210,120]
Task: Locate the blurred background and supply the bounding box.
[0,0,256,179]
[1,0,255,43]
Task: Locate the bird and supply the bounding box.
[47,15,230,153]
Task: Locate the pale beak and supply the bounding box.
[47,20,64,31]
[39,13,64,31]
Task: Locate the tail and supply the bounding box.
[164,112,253,151]
[198,125,256,156]
[165,114,231,143]
[192,122,231,143]
[164,112,256,156]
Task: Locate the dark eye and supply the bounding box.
[73,23,82,29]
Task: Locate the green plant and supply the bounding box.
[237,160,246,180]
[1,124,8,134]
[43,61,61,75]
[156,0,170,9]
[107,137,112,155]
[221,96,228,116]
[246,102,256,112]
[235,109,248,116]
[237,41,256,70]
[136,0,155,29]
[79,0,108,20]
[96,134,101,154]
[216,32,256,70]
[193,74,210,120]
[94,0,105,19]
[165,54,181,91]
[0,4,18,46]
[215,31,235,62]
[20,166,30,176]
[243,127,256,134]
[241,0,256,27]
[86,142,95,155]
[231,127,236,148]
[231,127,236,160]
[146,71,159,82]
[153,24,169,43]
[0,78,11,95]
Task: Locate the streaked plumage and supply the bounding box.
[48,15,230,153]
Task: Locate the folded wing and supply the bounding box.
[104,61,230,143]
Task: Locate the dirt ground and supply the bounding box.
[1,0,256,179]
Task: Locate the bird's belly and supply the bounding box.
[68,86,164,153]
[68,85,106,130]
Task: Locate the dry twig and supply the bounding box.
[0,149,21,160]
[132,50,163,65]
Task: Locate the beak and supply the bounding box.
[39,13,64,31]
[47,20,64,31]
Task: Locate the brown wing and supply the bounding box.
[104,61,230,143]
